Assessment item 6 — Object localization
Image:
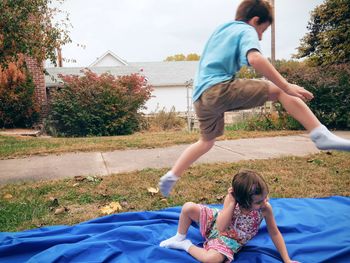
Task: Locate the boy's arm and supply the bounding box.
[263,203,293,263]
[247,50,313,101]
[216,188,236,232]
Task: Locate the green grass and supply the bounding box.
[0,130,302,159]
[1,151,349,232]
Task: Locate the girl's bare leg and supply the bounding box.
[188,247,226,263]
[159,202,200,246]
[160,202,226,263]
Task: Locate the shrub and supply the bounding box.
[144,106,186,132]
[277,61,350,130]
[0,57,40,128]
[46,70,152,137]
[226,110,302,132]
[229,60,350,131]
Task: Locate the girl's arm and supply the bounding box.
[216,187,236,232]
[263,203,293,263]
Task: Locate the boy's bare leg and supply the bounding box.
[268,84,320,131]
[172,138,215,176]
[269,84,350,151]
[159,138,215,197]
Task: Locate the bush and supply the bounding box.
[0,57,40,128]
[226,109,302,132]
[144,107,186,131]
[277,61,350,130]
[46,70,152,137]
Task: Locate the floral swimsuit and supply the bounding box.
[199,203,264,262]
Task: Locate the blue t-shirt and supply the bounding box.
[192,21,261,102]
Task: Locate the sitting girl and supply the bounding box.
[160,169,299,263]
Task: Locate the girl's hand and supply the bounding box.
[289,260,301,263]
[225,187,235,206]
[228,187,233,195]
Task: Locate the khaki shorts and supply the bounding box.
[194,79,270,141]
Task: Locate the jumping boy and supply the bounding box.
[159,0,350,197]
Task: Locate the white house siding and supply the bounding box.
[144,85,193,114]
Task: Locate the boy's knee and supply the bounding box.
[199,138,215,149]
[267,83,282,101]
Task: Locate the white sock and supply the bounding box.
[159,232,186,247]
[158,171,179,197]
[163,239,193,252]
[310,125,350,151]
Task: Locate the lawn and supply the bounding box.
[1,148,349,232]
[0,130,302,159]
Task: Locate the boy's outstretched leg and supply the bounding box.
[310,125,350,151]
[159,139,215,197]
[270,85,350,151]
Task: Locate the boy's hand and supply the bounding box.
[284,83,314,101]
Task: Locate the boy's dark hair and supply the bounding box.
[231,169,269,209]
[235,0,274,25]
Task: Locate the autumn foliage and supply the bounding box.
[276,61,350,129]
[47,70,152,137]
[0,57,40,128]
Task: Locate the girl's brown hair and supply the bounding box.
[231,169,269,209]
[235,0,274,24]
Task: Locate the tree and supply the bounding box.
[165,53,200,61]
[186,53,200,61]
[0,0,71,67]
[294,0,350,66]
[0,55,40,128]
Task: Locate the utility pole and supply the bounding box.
[57,47,63,67]
[185,79,193,132]
[270,0,276,65]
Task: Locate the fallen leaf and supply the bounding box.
[216,195,225,201]
[100,201,122,215]
[160,198,168,204]
[3,194,13,199]
[120,201,129,207]
[147,187,159,195]
[48,197,59,207]
[54,207,68,215]
[86,176,102,183]
[74,175,85,182]
[73,183,79,187]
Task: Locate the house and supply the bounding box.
[43,51,269,124]
[45,51,198,114]
[89,50,128,67]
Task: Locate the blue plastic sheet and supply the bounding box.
[1,196,349,263]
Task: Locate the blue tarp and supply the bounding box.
[0,196,349,263]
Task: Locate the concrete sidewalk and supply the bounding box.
[1,132,349,185]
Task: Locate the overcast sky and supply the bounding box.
[54,0,325,67]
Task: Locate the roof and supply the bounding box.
[45,61,198,88]
[89,50,128,67]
